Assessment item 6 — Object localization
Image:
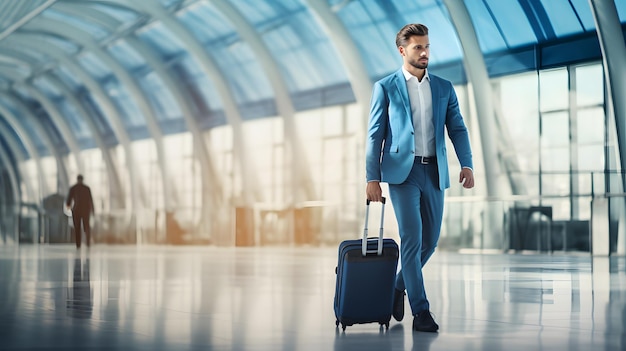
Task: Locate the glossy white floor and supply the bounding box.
[0,245,624,351]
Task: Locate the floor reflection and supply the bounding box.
[0,245,623,351]
[67,256,92,319]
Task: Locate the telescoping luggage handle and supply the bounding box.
[362,197,386,257]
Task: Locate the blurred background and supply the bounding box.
[0,0,625,255]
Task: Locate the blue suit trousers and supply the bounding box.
[388,158,444,314]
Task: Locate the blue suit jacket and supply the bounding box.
[365,69,473,190]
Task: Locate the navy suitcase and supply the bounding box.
[334,198,399,331]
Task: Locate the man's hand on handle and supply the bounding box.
[366,181,383,202]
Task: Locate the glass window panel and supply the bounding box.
[336,1,399,78]
[21,160,39,202]
[0,58,30,79]
[58,99,91,140]
[212,41,273,103]
[321,107,343,137]
[53,65,82,91]
[163,133,200,227]
[616,0,626,21]
[7,44,49,64]
[104,80,145,128]
[39,115,65,150]
[540,68,568,111]
[243,117,283,203]
[137,22,185,58]
[465,0,508,53]
[231,0,348,93]
[575,64,603,107]
[0,104,47,155]
[33,77,61,98]
[541,146,569,172]
[570,0,597,30]
[132,139,163,210]
[576,198,590,220]
[0,119,23,154]
[179,55,223,111]
[575,172,593,196]
[159,0,180,9]
[107,40,147,70]
[82,148,107,212]
[231,0,300,24]
[80,92,113,136]
[484,0,537,48]
[38,35,79,55]
[139,72,181,121]
[42,9,109,41]
[498,73,540,172]
[540,0,583,37]
[541,112,569,147]
[577,144,603,172]
[577,107,604,144]
[177,2,233,42]
[41,156,57,195]
[541,173,570,196]
[90,3,139,23]
[77,52,112,80]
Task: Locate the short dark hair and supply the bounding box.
[77,175,84,182]
[396,24,429,47]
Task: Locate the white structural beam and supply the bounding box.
[212,0,316,204]
[24,18,174,212]
[0,141,21,242]
[0,145,22,220]
[0,122,36,204]
[590,0,626,173]
[120,0,257,205]
[0,64,84,176]
[0,92,49,198]
[443,0,505,248]
[5,33,146,214]
[53,1,222,233]
[54,2,224,237]
[0,0,56,42]
[443,0,502,198]
[304,0,373,134]
[589,0,626,256]
[44,73,125,208]
[2,92,70,192]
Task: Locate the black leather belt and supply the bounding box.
[416,156,436,164]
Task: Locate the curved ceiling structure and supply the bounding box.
[0,0,625,244]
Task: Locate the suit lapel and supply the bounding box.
[393,69,412,119]
[429,75,441,124]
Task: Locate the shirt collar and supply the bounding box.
[402,67,430,82]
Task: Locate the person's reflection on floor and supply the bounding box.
[412,328,439,350]
[67,257,92,318]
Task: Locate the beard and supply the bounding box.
[409,58,428,70]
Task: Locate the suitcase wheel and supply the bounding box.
[380,322,389,330]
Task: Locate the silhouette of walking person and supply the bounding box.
[66,175,95,249]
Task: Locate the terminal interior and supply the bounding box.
[0,1,625,350]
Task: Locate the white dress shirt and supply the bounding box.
[402,67,435,157]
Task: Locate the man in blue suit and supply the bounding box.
[365,24,474,332]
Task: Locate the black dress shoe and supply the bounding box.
[392,289,405,321]
[413,310,439,332]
